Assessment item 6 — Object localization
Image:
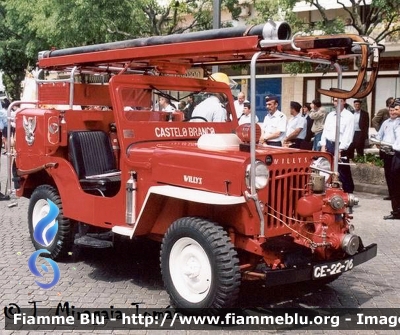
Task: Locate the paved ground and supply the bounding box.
[0,153,399,334]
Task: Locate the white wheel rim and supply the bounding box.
[32,199,56,246]
[169,237,212,303]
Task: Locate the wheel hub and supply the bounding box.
[184,256,201,279]
[169,237,212,303]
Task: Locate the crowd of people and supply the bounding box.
[258,95,370,161]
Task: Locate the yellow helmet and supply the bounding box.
[210,72,230,85]
[209,72,237,88]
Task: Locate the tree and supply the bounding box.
[252,0,400,75]
[339,0,400,42]
[0,0,242,99]
[254,0,400,42]
[0,1,45,100]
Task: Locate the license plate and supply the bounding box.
[312,258,354,279]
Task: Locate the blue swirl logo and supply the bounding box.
[28,199,61,289]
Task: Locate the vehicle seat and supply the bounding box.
[68,130,121,196]
[171,111,185,121]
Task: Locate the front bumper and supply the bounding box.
[261,243,377,287]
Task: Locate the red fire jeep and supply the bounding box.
[6,21,379,309]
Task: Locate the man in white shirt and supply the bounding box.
[383,101,400,219]
[191,94,227,122]
[376,103,398,202]
[158,96,176,112]
[238,101,258,125]
[234,92,246,119]
[191,72,230,122]
[260,95,287,147]
[283,101,307,148]
[320,98,355,193]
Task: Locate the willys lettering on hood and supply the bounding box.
[183,175,203,184]
[274,157,309,165]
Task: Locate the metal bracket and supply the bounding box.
[317,34,378,99]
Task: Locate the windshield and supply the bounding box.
[118,81,234,123]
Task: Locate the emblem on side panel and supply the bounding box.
[23,115,37,146]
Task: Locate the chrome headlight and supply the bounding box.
[341,234,360,256]
[310,157,332,180]
[245,160,269,190]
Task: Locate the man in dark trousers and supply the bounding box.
[183,94,196,120]
[351,99,369,157]
[283,101,307,148]
[320,98,355,194]
[384,101,400,220]
[301,103,313,149]
[376,103,397,201]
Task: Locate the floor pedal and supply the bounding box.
[74,235,113,248]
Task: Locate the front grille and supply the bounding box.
[265,167,310,233]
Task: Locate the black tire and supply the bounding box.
[160,217,241,310]
[28,185,74,260]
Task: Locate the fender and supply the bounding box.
[144,185,245,204]
[16,162,58,176]
[130,185,246,237]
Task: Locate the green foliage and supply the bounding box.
[253,0,347,75]
[223,0,243,21]
[253,0,399,75]
[283,62,313,75]
[287,0,400,42]
[353,153,384,167]
[0,0,241,99]
[0,1,50,98]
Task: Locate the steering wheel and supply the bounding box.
[185,116,209,122]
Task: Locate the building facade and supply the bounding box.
[219,0,400,123]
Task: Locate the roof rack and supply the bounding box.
[36,20,382,100]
